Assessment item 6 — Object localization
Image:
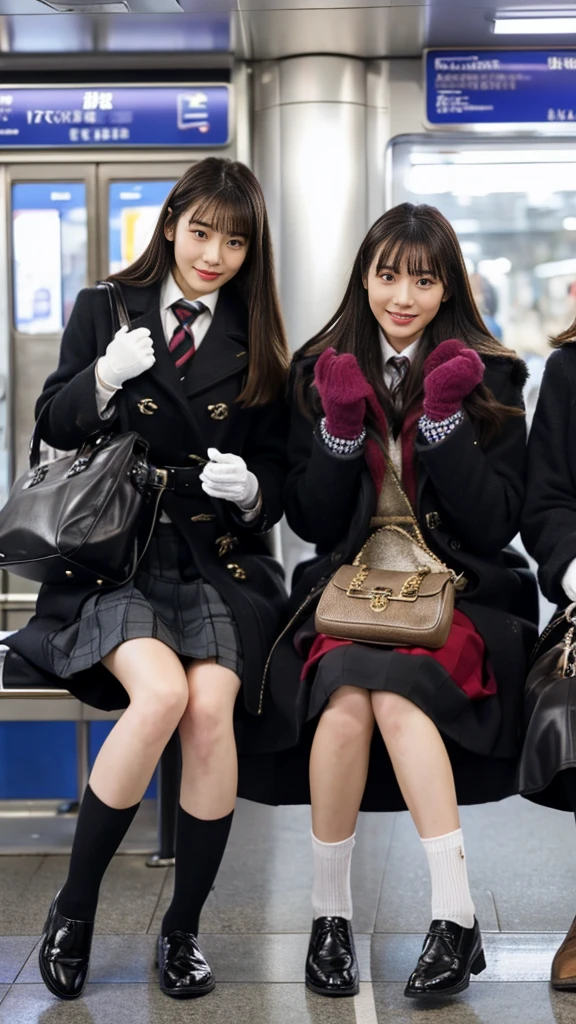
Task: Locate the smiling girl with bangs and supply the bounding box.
[6,157,290,1003]
[262,202,537,1001]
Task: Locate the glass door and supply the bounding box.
[97,162,191,278]
[390,137,576,419]
[8,164,97,493]
[5,160,192,597]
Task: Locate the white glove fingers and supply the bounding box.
[207,448,242,465]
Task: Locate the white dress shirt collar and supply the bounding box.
[160,271,220,317]
[379,327,421,366]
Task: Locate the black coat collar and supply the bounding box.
[119,279,249,399]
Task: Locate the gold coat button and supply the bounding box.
[137,398,158,416]
[426,511,441,530]
[227,562,247,581]
[207,403,229,421]
[216,533,238,557]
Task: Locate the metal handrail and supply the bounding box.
[0,689,72,699]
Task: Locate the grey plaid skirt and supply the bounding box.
[44,522,242,678]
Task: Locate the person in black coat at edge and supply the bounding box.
[520,317,576,991]
[240,204,538,1001]
[4,158,289,1001]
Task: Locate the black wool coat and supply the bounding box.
[522,345,576,607]
[238,350,539,811]
[519,344,576,809]
[5,280,289,715]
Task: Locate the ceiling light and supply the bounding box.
[40,1,130,10]
[564,217,576,230]
[494,16,576,34]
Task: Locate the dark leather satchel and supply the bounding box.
[0,281,165,587]
[525,604,576,714]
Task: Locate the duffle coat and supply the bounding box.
[237,349,539,811]
[4,280,289,715]
[520,344,576,809]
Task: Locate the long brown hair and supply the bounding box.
[109,158,289,406]
[551,317,576,347]
[296,203,523,444]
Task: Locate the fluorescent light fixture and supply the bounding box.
[535,258,576,278]
[494,16,576,34]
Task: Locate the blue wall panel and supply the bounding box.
[0,722,157,799]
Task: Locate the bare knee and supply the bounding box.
[129,676,189,741]
[180,695,231,763]
[180,663,240,764]
[321,687,375,750]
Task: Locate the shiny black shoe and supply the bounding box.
[38,893,94,1000]
[404,917,486,998]
[305,916,359,997]
[156,932,215,999]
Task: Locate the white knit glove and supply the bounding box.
[200,447,260,510]
[97,325,155,390]
[562,558,576,602]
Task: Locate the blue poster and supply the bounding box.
[0,85,230,148]
[108,180,177,275]
[427,50,576,125]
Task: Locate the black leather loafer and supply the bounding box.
[305,916,359,997]
[404,918,486,998]
[38,893,94,1000]
[156,931,215,999]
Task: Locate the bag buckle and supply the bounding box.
[24,465,49,488]
[370,587,393,612]
[66,455,91,478]
[150,468,169,489]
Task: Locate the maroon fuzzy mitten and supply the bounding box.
[314,347,374,439]
[423,348,485,421]
[422,338,467,378]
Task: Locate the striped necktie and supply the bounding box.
[387,355,411,423]
[169,300,207,370]
[388,355,410,397]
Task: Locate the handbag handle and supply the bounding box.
[97,279,131,334]
[28,281,132,470]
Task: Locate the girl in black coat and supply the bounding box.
[262,204,535,1000]
[520,323,576,988]
[6,158,289,1001]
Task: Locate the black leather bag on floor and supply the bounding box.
[0,282,165,586]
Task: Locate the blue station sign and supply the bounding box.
[0,85,231,148]
[426,50,576,126]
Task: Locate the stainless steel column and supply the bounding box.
[253,56,369,352]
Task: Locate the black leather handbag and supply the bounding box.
[0,282,165,586]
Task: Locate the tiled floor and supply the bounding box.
[1,796,576,1022]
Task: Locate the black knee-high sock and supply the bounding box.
[58,785,140,922]
[161,808,234,937]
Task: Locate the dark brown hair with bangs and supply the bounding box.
[297,202,523,444]
[108,158,289,406]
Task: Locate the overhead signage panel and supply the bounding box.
[427,50,576,126]
[0,85,230,147]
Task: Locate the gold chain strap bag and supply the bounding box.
[315,452,462,649]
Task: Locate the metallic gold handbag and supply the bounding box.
[314,453,461,649]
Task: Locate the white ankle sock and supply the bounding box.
[420,828,475,929]
[311,831,355,921]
